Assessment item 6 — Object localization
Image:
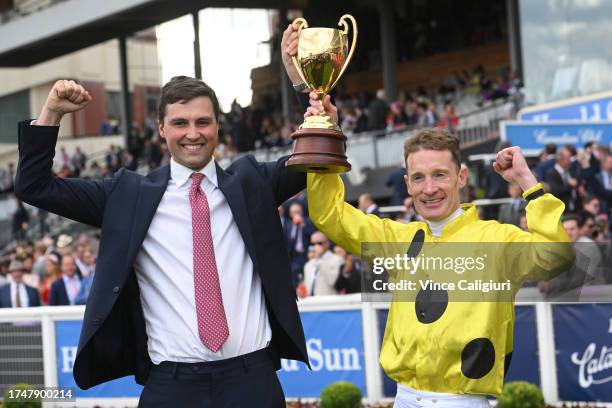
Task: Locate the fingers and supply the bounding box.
[55,80,67,100]
[492,162,502,174]
[287,31,298,56]
[309,97,321,109]
[282,24,299,57]
[304,106,319,118]
[495,148,512,170]
[308,92,322,112]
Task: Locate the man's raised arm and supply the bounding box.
[15,80,120,227]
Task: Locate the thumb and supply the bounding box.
[322,95,337,115]
[322,95,332,109]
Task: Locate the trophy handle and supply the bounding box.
[329,14,358,91]
[290,17,310,87]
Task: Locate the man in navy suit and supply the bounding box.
[283,202,316,287]
[0,260,41,308]
[15,77,308,407]
[49,255,81,306]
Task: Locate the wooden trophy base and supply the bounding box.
[285,128,351,173]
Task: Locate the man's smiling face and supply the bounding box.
[404,149,466,221]
[159,96,218,171]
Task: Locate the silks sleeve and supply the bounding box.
[307,173,390,256]
[501,183,575,282]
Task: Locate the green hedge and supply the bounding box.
[320,381,362,408]
[498,381,545,408]
[2,383,42,408]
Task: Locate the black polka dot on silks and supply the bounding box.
[415,288,448,324]
[461,338,496,379]
[406,229,425,259]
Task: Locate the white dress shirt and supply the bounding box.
[11,282,29,308]
[134,158,271,364]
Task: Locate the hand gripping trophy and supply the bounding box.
[285,14,357,174]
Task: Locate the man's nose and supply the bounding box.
[423,177,437,195]
[186,124,199,138]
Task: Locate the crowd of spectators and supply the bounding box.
[280,139,612,299]
[0,233,98,308]
[214,65,523,159]
[3,137,610,305]
[2,134,610,307]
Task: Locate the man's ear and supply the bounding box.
[457,165,468,189]
[158,121,165,139]
[404,174,413,196]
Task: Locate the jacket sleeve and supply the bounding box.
[29,287,42,307]
[545,169,572,198]
[14,121,122,228]
[249,155,306,206]
[307,173,394,256]
[500,183,575,283]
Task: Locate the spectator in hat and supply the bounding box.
[0,260,41,308]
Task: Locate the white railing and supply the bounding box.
[1,291,612,406]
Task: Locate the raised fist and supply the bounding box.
[37,80,92,126]
[493,146,538,192]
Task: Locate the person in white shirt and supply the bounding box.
[301,232,343,296]
[16,77,308,408]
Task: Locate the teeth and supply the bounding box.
[183,144,202,151]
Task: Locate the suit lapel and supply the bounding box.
[125,165,170,267]
[216,163,259,268]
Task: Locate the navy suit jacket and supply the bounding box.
[0,283,41,307]
[15,122,308,389]
[49,278,71,306]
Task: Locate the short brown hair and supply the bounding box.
[158,76,221,123]
[403,128,461,171]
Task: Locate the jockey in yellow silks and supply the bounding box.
[302,96,573,400]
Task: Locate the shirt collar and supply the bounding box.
[424,204,479,238]
[170,157,218,189]
[554,163,567,175]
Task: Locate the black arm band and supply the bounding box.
[525,188,545,201]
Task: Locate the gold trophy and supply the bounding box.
[285,14,357,173]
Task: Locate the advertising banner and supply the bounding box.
[500,121,612,152]
[56,311,366,400]
[278,310,366,398]
[55,320,142,398]
[554,303,612,402]
[518,92,612,122]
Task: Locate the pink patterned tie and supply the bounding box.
[190,172,229,352]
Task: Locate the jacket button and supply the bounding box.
[93,318,101,325]
[113,286,120,294]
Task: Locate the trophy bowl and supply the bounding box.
[285,15,357,174]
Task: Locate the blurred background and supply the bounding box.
[0,0,611,406]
